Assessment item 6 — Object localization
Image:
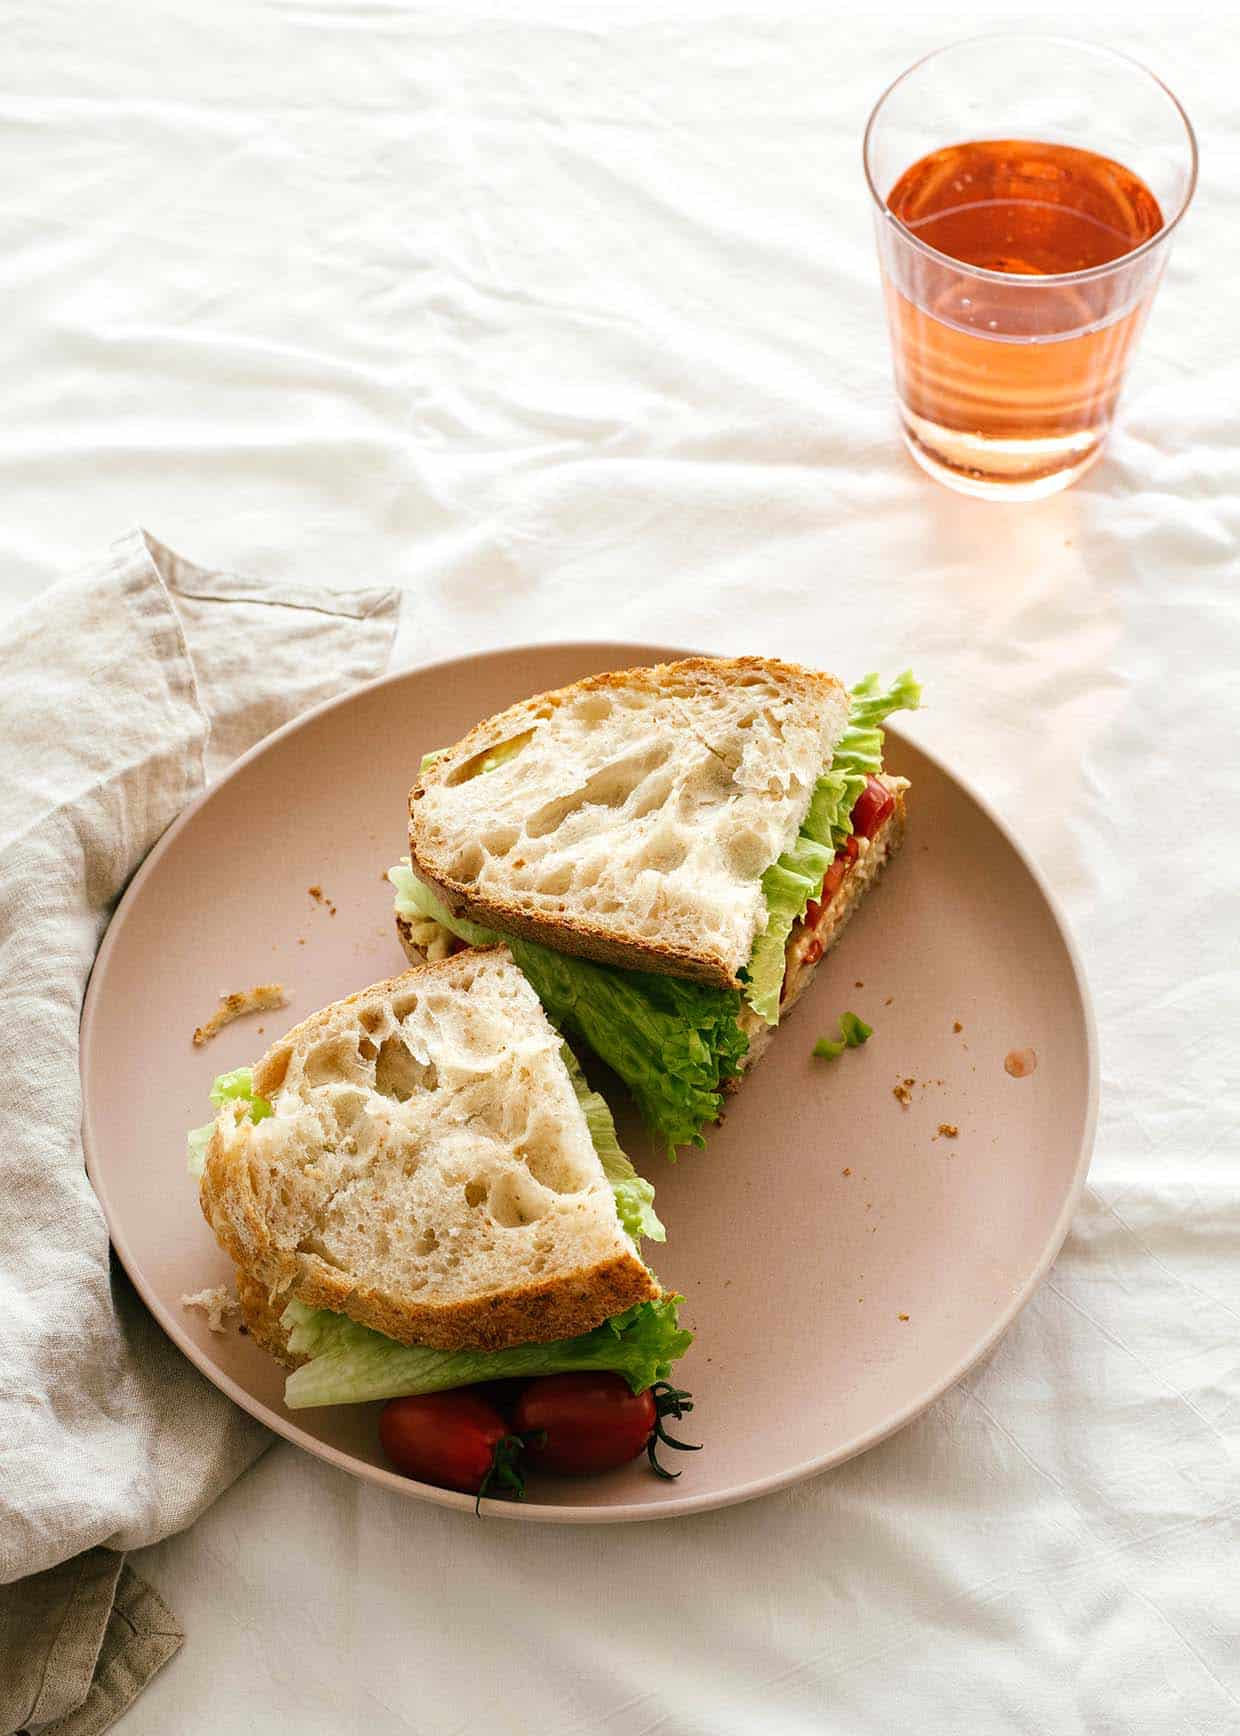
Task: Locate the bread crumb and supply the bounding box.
[938,1123,959,1139]
[308,885,337,917]
[193,983,287,1047]
[842,1167,852,1177]
[953,1021,963,1033]
[181,1285,240,1333]
[885,996,894,1006]
[893,1081,912,1107]
[898,1312,910,1322]
[854,980,864,989]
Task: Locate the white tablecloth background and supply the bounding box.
[7,4,1238,1731]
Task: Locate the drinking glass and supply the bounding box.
[864,36,1197,500]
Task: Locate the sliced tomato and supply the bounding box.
[850,776,894,840]
[820,857,848,902]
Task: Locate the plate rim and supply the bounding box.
[82,639,1099,1523]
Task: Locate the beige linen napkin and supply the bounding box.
[0,531,399,1735]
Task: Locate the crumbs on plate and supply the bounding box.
[308,884,337,916]
[180,1285,240,1333]
[192,983,287,1047]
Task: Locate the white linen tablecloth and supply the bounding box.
[5,3,1237,1732]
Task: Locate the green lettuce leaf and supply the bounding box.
[390,863,747,1155]
[282,1294,692,1409]
[186,1068,273,1179]
[209,1067,273,1118]
[558,1043,664,1244]
[812,1011,873,1060]
[744,671,921,1026]
[185,1123,213,1180]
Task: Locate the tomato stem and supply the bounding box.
[646,1383,702,1481]
[475,1434,527,1515]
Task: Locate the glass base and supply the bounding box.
[899,411,1108,501]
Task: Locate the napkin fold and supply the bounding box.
[0,532,399,1736]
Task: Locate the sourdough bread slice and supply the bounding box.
[408,656,849,989]
[199,951,657,1354]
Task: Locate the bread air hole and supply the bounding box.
[627,769,675,821]
[415,1226,438,1256]
[261,1049,291,1094]
[374,1036,437,1101]
[305,1038,365,1088]
[482,823,520,857]
[637,833,688,874]
[445,728,537,786]
[450,841,485,882]
[518,1137,583,1195]
[487,1171,550,1229]
[522,745,672,841]
[535,861,574,896]
[464,1179,487,1207]
[327,1088,368,1135]
[724,825,769,880]
[573,692,612,724]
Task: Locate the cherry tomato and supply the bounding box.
[514,1373,656,1475]
[380,1391,519,1494]
[850,775,894,839]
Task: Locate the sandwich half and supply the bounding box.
[189,949,689,1409]
[390,656,918,1154]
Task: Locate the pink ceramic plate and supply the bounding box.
[82,642,1097,1522]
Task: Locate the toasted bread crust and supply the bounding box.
[395,910,426,966]
[232,1250,656,1364]
[232,1250,656,1366]
[234,1269,301,1367]
[206,1195,656,1355]
[282,1249,657,1353]
[408,656,847,989]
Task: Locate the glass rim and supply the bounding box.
[862,32,1199,289]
